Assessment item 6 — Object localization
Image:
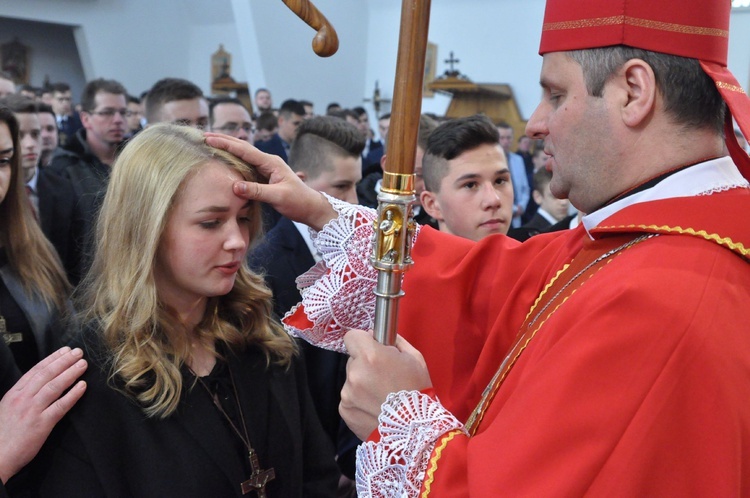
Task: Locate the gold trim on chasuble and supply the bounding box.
[420,429,465,498]
[464,234,655,435]
[542,15,729,39]
[596,224,750,258]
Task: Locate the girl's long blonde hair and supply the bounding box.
[80,124,294,418]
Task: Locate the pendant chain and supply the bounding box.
[190,360,276,496]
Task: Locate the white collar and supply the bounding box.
[535,208,558,225]
[293,220,321,263]
[26,167,39,190]
[582,156,748,239]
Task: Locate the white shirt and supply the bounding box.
[293,221,322,263]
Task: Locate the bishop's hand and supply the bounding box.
[204,133,337,231]
[340,329,433,440]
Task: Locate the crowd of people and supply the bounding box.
[0,66,567,497]
[1,0,750,495]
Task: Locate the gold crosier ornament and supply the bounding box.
[283,0,432,345]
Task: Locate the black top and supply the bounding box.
[23,325,339,498]
[0,250,39,372]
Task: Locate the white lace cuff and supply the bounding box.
[282,194,421,353]
[355,390,467,498]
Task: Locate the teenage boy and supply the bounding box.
[420,114,514,241]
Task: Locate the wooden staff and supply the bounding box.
[281,0,339,57]
[283,0,432,345]
[370,0,432,345]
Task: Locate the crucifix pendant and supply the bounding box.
[240,448,275,497]
[0,316,22,345]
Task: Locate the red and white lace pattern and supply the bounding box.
[356,391,467,498]
[281,197,463,496]
[282,195,421,353]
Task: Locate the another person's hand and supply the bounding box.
[340,329,432,440]
[0,347,88,484]
[204,133,337,230]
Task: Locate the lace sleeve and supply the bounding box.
[282,195,421,353]
[356,390,468,498]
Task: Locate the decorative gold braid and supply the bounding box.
[598,224,750,256]
[524,263,570,322]
[543,15,728,38]
[543,15,624,31]
[466,236,652,435]
[420,429,465,498]
[716,81,747,95]
[625,17,727,37]
[466,260,612,435]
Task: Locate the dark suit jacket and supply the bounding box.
[253,134,290,230]
[508,212,550,242]
[362,139,384,176]
[0,339,20,398]
[524,212,554,231]
[249,217,359,479]
[56,113,83,148]
[250,217,315,318]
[255,133,289,163]
[29,326,339,498]
[509,212,576,242]
[356,171,382,209]
[38,129,111,285]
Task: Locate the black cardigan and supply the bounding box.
[23,326,339,497]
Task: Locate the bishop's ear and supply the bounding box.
[619,58,657,127]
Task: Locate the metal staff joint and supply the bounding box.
[371,172,417,345]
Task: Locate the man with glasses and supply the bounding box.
[38,78,129,285]
[208,96,254,143]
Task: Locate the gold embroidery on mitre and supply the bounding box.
[544,15,625,31]
[421,430,465,498]
[597,224,749,256]
[543,15,728,38]
[716,81,747,95]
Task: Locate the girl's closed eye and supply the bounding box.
[200,219,221,229]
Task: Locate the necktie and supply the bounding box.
[25,185,39,221]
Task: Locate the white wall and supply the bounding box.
[365,0,546,123]
[729,10,750,93]
[244,0,369,112]
[0,0,196,98]
[0,16,86,95]
[0,0,748,127]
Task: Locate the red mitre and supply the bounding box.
[539,0,750,181]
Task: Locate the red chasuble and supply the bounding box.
[397,188,750,496]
